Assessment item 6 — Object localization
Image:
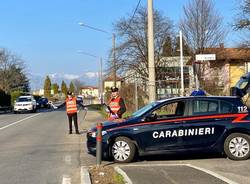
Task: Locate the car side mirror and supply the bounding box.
[144,113,157,122]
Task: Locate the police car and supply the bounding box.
[87,95,250,163]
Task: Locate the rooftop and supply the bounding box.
[203,47,250,61]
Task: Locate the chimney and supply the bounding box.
[219,43,224,48]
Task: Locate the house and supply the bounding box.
[191,46,250,95]
[80,86,99,98]
[124,56,193,98]
[103,76,123,92]
[32,89,54,96]
[158,56,193,98]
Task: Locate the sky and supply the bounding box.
[0,0,239,78]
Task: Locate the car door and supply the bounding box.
[181,99,228,150]
[138,100,187,152]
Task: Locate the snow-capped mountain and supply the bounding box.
[29,72,99,91]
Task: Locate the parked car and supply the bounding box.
[14,95,37,113]
[37,97,50,108]
[87,96,250,163]
[77,95,84,104]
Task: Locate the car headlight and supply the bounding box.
[89,131,107,138]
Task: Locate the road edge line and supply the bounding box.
[81,166,91,184]
[0,113,41,131]
[186,164,238,184]
[114,166,133,184]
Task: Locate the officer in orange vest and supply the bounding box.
[107,87,126,120]
[66,91,80,134]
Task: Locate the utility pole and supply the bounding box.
[180,30,184,96]
[112,34,116,87]
[147,0,156,102]
[135,74,138,111]
[100,57,103,104]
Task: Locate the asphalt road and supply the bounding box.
[0,109,82,184]
[3,109,250,184]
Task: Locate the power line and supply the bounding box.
[125,0,141,31]
[130,0,141,24]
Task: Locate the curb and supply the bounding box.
[114,166,133,184]
[81,166,91,184]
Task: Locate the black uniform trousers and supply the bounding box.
[67,112,79,133]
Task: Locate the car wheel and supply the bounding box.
[111,137,136,163]
[224,133,250,160]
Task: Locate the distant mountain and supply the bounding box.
[29,72,99,91]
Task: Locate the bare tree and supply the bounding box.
[113,7,174,82]
[234,0,250,47]
[0,49,29,94]
[72,79,84,94]
[180,0,225,54]
[234,0,250,30]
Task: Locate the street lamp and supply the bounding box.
[79,22,117,87]
[78,51,104,104]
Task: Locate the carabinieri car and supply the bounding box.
[87,96,250,163]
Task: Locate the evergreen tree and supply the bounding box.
[43,76,51,98]
[173,36,191,56]
[162,36,173,56]
[61,81,67,96]
[69,81,75,93]
[51,83,59,94]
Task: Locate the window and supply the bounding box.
[193,100,218,115]
[220,101,233,114]
[152,101,185,120]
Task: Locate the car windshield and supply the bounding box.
[39,98,47,101]
[17,97,31,102]
[131,102,159,118]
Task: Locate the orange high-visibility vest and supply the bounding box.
[66,97,77,114]
[109,96,121,115]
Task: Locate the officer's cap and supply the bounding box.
[67,91,73,95]
[111,87,119,92]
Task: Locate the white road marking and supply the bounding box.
[81,166,91,184]
[187,164,239,184]
[0,113,41,131]
[120,163,238,184]
[62,175,71,184]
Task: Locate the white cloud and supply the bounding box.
[63,74,80,80]
[84,72,98,78]
[47,73,80,80]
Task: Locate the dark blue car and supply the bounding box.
[87,96,250,163]
[37,97,49,108]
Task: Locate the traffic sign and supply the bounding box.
[195,54,216,61]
